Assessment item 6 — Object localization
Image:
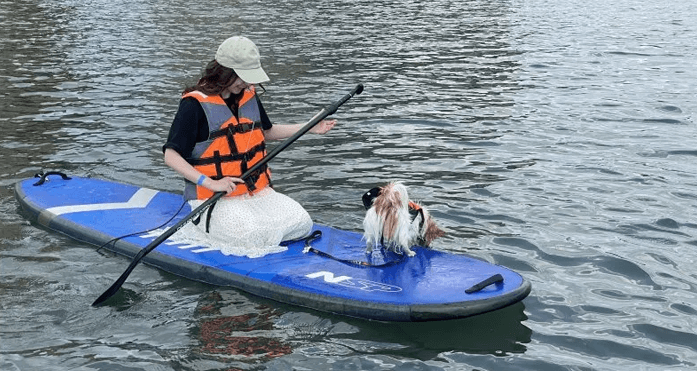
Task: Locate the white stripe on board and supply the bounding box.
[176,244,200,250]
[46,188,159,215]
[192,247,218,253]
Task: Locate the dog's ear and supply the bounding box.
[362,186,382,210]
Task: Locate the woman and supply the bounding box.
[163,36,335,257]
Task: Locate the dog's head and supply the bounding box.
[409,201,446,246]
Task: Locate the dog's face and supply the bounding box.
[408,202,445,247]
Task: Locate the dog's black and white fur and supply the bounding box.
[362,182,445,257]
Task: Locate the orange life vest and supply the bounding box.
[182,87,271,200]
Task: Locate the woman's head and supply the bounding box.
[185,36,269,96]
[184,60,238,96]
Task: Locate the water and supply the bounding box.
[1,0,696,369]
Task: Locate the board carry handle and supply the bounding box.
[33,171,72,186]
[91,84,364,307]
[465,273,504,294]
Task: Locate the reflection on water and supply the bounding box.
[190,289,530,368]
[193,292,293,361]
[2,0,697,370]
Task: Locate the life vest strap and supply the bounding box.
[209,122,259,139]
[187,143,266,166]
[241,165,270,192]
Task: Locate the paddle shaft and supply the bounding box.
[92,84,364,306]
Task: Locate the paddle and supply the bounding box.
[92,83,364,306]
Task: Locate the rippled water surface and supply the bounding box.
[2,0,696,370]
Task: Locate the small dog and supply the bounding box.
[362,182,445,257]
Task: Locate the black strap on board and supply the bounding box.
[300,230,406,268]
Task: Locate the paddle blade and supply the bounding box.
[91,259,139,306]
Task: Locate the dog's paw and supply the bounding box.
[403,247,416,257]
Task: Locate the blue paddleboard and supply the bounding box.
[14,173,531,321]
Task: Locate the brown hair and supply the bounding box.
[183,60,238,96]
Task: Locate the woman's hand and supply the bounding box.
[310,119,336,134]
[204,176,244,194]
[264,119,337,140]
[163,149,243,195]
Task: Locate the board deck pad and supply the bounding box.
[15,174,531,321]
